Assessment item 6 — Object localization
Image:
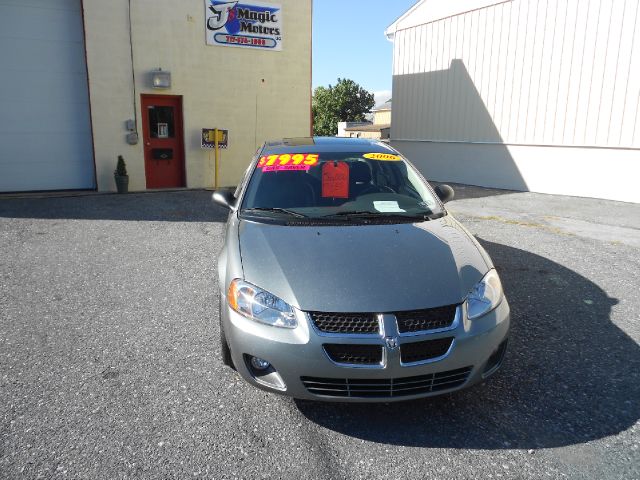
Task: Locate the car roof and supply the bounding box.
[261,137,399,155]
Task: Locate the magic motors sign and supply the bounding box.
[205,1,282,50]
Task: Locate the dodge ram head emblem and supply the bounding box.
[385,337,399,349]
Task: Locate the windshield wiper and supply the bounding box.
[243,207,308,218]
[324,210,376,217]
[324,210,440,220]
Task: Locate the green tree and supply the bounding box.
[312,78,375,136]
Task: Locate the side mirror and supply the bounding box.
[434,184,455,204]
[212,189,237,210]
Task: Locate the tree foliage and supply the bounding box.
[312,78,375,136]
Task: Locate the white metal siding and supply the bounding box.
[391,0,640,149]
[0,0,94,192]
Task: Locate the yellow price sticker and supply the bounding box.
[257,153,319,171]
[363,153,402,161]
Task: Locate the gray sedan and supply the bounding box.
[213,137,509,402]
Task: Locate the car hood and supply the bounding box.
[238,215,491,312]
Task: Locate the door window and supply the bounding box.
[148,106,175,138]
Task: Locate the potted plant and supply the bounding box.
[114,155,129,194]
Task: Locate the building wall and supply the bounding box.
[390,0,640,202]
[337,121,370,137]
[373,110,391,125]
[346,131,382,140]
[83,0,311,191]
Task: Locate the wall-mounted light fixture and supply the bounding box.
[151,68,171,89]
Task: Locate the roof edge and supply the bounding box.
[385,0,426,40]
[386,0,512,40]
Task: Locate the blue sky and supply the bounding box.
[312,0,417,105]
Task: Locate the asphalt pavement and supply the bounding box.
[1,187,638,479]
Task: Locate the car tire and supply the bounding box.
[219,295,235,370]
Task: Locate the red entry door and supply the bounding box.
[141,95,185,188]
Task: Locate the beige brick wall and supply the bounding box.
[83,0,311,191]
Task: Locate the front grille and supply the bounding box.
[309,312,379,334]
[400,337,454,363]
[395,304,458,333]
[323,344,383,365]
[301,366,472,398]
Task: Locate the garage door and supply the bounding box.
[0,0,95,192]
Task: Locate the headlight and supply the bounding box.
[227,279,297,328]
[466,269,504,319]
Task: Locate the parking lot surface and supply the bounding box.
[1,187,639,479]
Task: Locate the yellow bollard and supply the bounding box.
[214,128,219,190]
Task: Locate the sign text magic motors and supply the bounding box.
[205,1,283,50]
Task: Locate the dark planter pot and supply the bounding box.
[114,175,129,194]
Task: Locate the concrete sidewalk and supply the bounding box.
[442,183,640,248]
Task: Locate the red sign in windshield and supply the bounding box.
[321,162,349,198]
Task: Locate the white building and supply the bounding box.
[337,121,371,137]
[337,99,392,140]
[386,0,640,203]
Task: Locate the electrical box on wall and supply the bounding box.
[126,132,139,145]
[125,118,138,144]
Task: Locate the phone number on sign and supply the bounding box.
[225,35,268,46]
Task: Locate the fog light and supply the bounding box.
[244,354,286,391]
[482,339,508,378]
[250,356,271,371]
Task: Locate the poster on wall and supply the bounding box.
[205,1,282,51]
[201,128,228,149]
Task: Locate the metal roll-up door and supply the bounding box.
[0,0,95,192]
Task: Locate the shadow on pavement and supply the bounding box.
[0,190,229,222]
[295,239,640,449]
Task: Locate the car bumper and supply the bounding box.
[222,297,510,402]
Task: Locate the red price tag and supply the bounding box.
[322,162,349,198]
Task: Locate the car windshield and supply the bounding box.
[240,150,442,219]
